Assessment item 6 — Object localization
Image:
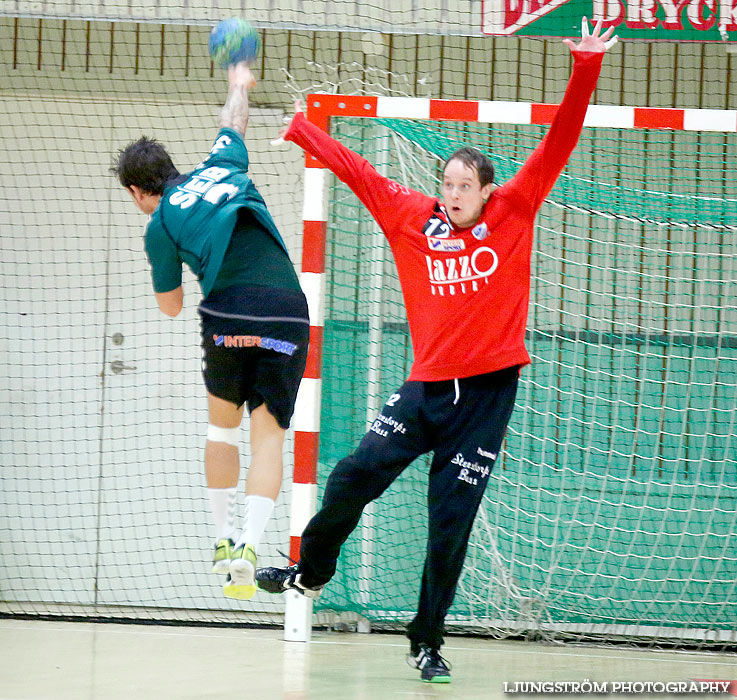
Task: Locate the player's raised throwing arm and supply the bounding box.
[220,62,257,136]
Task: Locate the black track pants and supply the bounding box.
[299,366,519,649]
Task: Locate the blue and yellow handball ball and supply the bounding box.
[209,18,261,68]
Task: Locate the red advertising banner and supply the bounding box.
[482,0,737,40]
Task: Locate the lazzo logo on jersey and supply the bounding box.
[425,246,499,295]
[428,237,465,252]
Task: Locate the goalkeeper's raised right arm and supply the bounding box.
[280,102,433,241]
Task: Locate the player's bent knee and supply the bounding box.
[207,424,240,447]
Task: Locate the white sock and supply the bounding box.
[208,487,238,544]
[236,495,275,552]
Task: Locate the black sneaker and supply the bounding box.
[406,644,452,683]
[255,564,324,600]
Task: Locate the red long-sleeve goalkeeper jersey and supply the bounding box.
[286,50,604,382]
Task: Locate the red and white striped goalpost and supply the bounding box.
[283,93,737,642]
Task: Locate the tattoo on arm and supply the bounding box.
[220,85,249,135]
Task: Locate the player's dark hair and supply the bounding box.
[111,136,179,195]
[443,147,495,187]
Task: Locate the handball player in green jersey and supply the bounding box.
[112,63,309,601]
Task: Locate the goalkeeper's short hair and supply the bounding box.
[444,147,495,187]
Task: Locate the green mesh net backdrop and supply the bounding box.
[314,116,737,645]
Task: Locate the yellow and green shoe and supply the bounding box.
[223,543,258,600]
[211,538,234,575]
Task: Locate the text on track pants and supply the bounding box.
[299,365,520,649]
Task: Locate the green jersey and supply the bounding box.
[144,128,289,298]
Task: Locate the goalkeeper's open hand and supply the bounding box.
[563,17,618,54]
[272,99,304,145]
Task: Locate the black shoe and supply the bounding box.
[255,564,324,599]
[406,644,452,683]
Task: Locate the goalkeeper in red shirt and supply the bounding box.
[257,19,617,683]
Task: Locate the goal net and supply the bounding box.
[307,97,737,648]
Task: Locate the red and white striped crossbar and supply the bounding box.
[283,93,736,641]
[302,94,737,132]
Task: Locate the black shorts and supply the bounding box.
[198,285,310,429]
